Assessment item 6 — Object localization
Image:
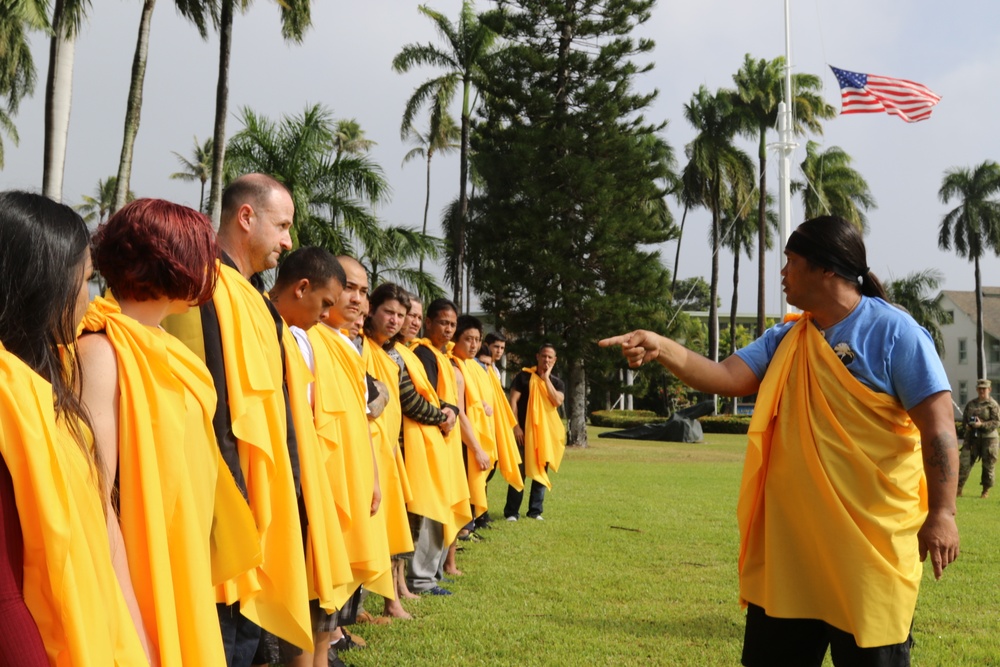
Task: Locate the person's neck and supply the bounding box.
[217,236,253,279]
[431,337,448,352]
[119,298,173,327]
[811,289,863,331]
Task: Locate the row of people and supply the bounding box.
[0,174,567,667]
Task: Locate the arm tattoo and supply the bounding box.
[925,432,958,484]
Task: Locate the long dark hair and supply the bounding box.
[789,215,887,300]
[0,191,95,456]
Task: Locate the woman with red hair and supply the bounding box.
[78,199,259,667]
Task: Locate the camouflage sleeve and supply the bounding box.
[982,400,1000,432]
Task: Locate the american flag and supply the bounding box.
[830,66,941,123]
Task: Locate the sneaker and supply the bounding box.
[421,585,453,596]
[528,514,544,521]
[328,647,348,667]
[505,515,518,522]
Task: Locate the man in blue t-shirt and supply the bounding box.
[601,216,959,667]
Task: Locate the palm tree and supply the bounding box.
[170,136,213,212]
[76,176,134,224]
[333,119,376,159]
[42,0,89,201]
[402,104,461,274]
[392,1,497,305]
[363,225,445,301]
[794,141,876,232]
[731,54,835,335]
[175,0,312,225]
[682,85,754,367]
[938,161,1000,378]
[885,269,953,354]
[0,1,46,168]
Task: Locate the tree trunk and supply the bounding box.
[729,249,740,415]
[112,0,156,215]
[756,129,767,337]
[566,356,588,448]
[454,79,470,305]
[42,0,76,202]
[670,204,688,297]
[976,255,985,380]
[199,178,206,214]
[709,173,721,415]
[207,0,234,227]
[419,151,432,275]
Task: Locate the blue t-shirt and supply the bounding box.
[734,296,950,411]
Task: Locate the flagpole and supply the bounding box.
[776,0,797,317]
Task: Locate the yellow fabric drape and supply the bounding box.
[485,368,523,491]
[409,340,472,544]
[0,344,148,666]
[211,264,312,650]
[308,325,394,600]
[80,297,260,666]
[393,344,465,540]
[737,315,927,647]
[458,359,498,516]
[281,325,354,612]
[363,337,415,557]
[523,368,566,489]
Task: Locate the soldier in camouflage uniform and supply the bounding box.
[959,378,1000,499]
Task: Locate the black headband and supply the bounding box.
[786,229,868,284]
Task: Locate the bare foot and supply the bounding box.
[444,565,464,576]
[401,589,421,599]
[383,599,413,620]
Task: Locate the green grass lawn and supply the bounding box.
[344,428,1000,666]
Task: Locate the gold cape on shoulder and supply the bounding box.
[458,358,498,516]
[485,368,523,491]
[0,343,148,665]
[523,367,566,489]
[308,325,393,600]
[737,315,927,647]
[211,264,311,650]
[80,296,260,665]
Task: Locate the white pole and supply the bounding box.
[776,0,798,318]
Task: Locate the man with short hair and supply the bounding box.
[268,247,354,666]
[504,343,565,521]
[407,299,473,593]
[601,215,958,666]
[485,332,507,384]
[959,378,1000,498]
[164,173,311,667]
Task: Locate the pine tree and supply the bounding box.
[470,0,676,447]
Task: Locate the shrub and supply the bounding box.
[698,415,752,434]
[590,409,661,428]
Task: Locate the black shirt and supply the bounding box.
[511,370,564,428]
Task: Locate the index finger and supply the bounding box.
[598,334,631,348]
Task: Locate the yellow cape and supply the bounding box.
[523,367,566,489]
[363,337,415,557]
[308,325,394,600]
[80,296,260,666]
[737,315,927,647]
[210,264,311,650]
[485,367,523,491]
[282,325,355,612]
[409,339,473,544]
[457,358,498,516]
[0,344,148,666]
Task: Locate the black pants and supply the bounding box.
[742,603,913,667]
[504,451,547,518]
[217,602,261,667]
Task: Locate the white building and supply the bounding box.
[937,288,1000,407]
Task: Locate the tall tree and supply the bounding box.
[176,0,312,225]
[76,175,133,224]
[0,0,46,168]
[393,1,496,305]
[169,135,213,213]
[682,85,753,369]
[794,140,876,232]
[402,103,460,275]
[938,160,1000,378]
[731,54,834,335]
[333,118,375,159]
[471,0,676,447]
[42,0,89,201]
[885,269,953,354]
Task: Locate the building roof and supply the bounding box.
[940,288,1000,339]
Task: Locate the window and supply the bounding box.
[959,381,968,406]
[992,340,1000,364]
[959,338,968,364]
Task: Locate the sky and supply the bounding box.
[3,0,1000,315]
